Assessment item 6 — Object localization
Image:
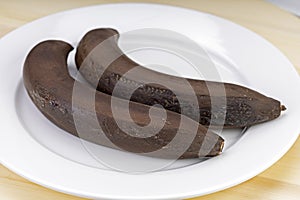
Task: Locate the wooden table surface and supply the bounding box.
[1,0,300,199]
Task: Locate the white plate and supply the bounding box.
[0,3,300,200]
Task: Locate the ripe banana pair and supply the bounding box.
[23,28,285,159]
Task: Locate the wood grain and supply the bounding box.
[0,0,299,199]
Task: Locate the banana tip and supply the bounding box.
[281,105,287,111]
[218,140,225,155]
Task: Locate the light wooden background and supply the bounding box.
[0,0,300,200]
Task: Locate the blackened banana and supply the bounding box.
[75,28,286,128]
[23,40,224,159]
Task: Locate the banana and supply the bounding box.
[23,40,224,159]
[75,28,286,128]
